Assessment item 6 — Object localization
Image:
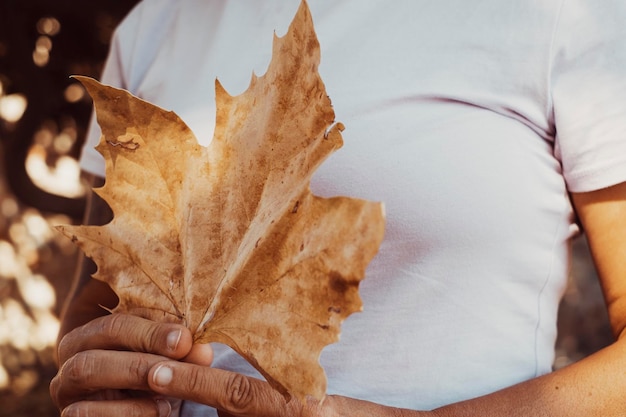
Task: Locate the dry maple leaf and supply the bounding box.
[57,0,385,402]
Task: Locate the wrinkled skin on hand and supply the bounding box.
[50,314,212,417]
[50,314,419,417]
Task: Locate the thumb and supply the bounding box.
[183,343,214,366]
[148,361,288,416]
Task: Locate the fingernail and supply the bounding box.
[166,329,182,351]
[153,364,174,387]
[61,403,79,417]
[155,398,172,417]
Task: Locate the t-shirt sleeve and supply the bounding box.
[78,37,124,177]
[78,0,183,177]
[551,0,626,193]
[78,3,144,177]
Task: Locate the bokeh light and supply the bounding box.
[0,185,77,409]
[0,94,27,123]
[32,18,60,68]
[36,17,61,37]
[0,4,142,415]
[64,83,85,103]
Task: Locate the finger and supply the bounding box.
[183,343,214,366]
[57,314,193,364]
[148,361,297,417]
[51,349,166,409]
[60,397,173,417]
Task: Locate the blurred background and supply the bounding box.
[0,1,137,415]
[0,1,615,416]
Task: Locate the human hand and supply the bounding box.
[149,360,319,417]
[147,360,425,417]
[51,314,423,417]
[50,314,213,417]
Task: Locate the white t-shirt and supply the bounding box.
[79,0,626,413]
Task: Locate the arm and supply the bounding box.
[57,172,117,341]
[571,181,626,340]
[428,181,626,416]
[143,182,626,416]
[52,182,626,417]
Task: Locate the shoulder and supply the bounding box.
[108,0,206,93]
[115,0,182,34]
[112,0,183,52]
[553,0,626,48]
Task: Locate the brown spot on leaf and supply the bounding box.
[106,138,140,150]
[61,0,385,405]
[328,270,358,295]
